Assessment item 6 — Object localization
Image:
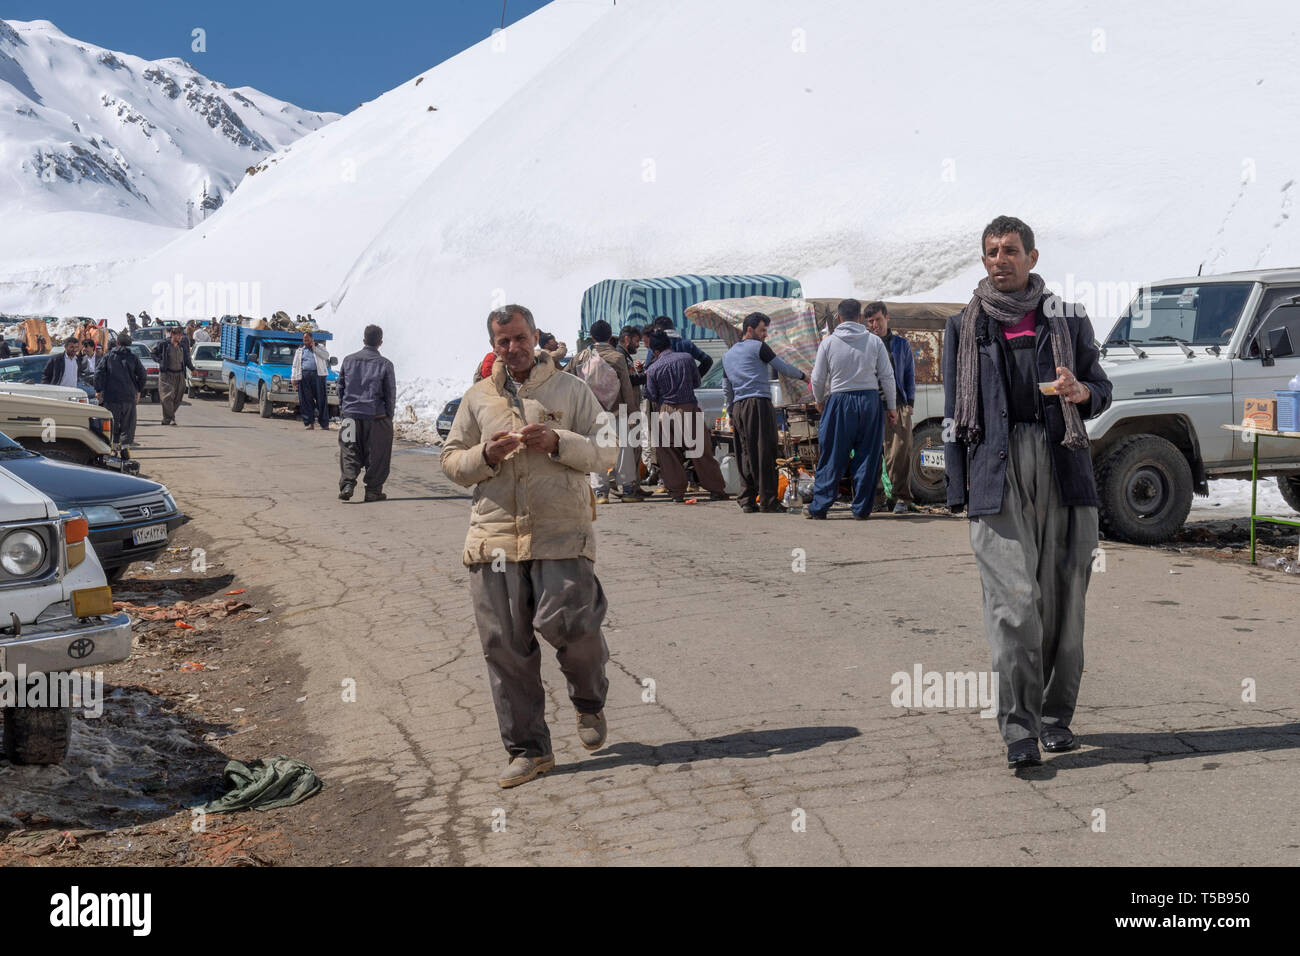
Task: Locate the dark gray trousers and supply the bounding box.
[338,414,393,493]
[970,423,1098,746]
[106,400,137,445]
[469,557,610,758]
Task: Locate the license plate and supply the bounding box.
[437,418,453,430]
[132,523,168,545]
[920,448,945,469]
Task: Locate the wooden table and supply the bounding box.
[1220,424,1300,563]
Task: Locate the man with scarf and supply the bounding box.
[942,216,1112,770]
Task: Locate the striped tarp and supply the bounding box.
[579,274,802,341]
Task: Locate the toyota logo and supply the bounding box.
[140,506,151,518]
[68,638,94,660]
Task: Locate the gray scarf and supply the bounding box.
[953,273,1089,450]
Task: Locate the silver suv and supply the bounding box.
[1091,268,1300,542]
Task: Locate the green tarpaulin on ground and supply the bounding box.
[202,756,323,813]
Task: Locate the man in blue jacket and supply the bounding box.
[722,312,808,513]
[865,302,917,513]
[942,215,1112,771]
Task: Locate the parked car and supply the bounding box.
[436,398,460,439]
[0,354,97,400]
[0,430,184,582]
[0,464,132,763]
[130,327,167,346]
[0,389,137,474]
[190,343,223,394]
[127,343,161,402]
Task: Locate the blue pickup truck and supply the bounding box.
[221,325,340,418]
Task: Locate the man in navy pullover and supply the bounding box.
[865,302,917,512]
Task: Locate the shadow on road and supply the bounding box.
[1014,723,1300,779]
[551,725,862,775]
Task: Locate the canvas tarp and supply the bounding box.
[580,274,802,341]
[684,296,816,406]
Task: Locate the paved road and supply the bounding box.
[129,396,1300,865]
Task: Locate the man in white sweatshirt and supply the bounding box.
[806,298,898,519]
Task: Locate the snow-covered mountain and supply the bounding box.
[48,0,1300,422]
[0,18,338,311]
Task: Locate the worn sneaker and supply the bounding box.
[498,753,556,789]
[595,494,610,505]
[615,487,647,502]
[576,711,607,751]
[893,501,908,514]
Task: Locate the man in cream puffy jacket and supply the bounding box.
[440,305,618,789]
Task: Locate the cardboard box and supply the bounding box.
[1243,398,1276,431]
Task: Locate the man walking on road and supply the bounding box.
[644,330,731,503]
[151,326,193,426]
[806,299,897,520]
[721,312,808,513]
[570,319,641,503]
[337,324,396,502]
[943,215,1112,770]
[864,302,917,513]
[441,304,617,789]
[94,333,147,447]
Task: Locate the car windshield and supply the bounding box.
[0,430,31,457]
[129,344,154,361]
[1108,283,1252,347]
[0,358,41,382]
[261,343,296,365]
[194,345,220,361]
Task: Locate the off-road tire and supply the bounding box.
[1096,434,1193,544]
[3,702,72,765]
[1278,473,1300,514]
[258,384,273,418]
[228,378,246,412]
[909,420,947,505]
[19,438,96,466]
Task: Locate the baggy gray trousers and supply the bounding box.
[969,423,1098,746]
[469,557,610,758]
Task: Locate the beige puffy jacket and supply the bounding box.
[440,351,616,566]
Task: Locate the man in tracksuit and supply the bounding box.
[943,215,1112,770]
[865,302,917,513]
[337,324,397,502]
[94,334,147,447]
[806,299,897,519]
[721,312,808,513]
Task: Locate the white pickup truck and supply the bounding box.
[0,465,132,763]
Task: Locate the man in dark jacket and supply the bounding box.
[151,327,194,426]
[95,334,147,446]
[337,324,397,502]
[864,302,917,513]
[942,215,1112,771]
[42,339,86,386]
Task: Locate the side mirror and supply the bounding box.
[330,356,339,367]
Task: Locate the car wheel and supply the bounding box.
[258,384,273,418]
[4,699,72,764]
[104,564,128,584]
[1096,434,1193,545]
[908,420,947,505]
[228,377,246,412]
[1278,473,1300,515]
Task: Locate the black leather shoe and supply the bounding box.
[364,491,387,503]
[740,503,757,514]
[1041,726,1077,753]
[339,482,355,501]
[760,503,788,514]
[1007,739,1042,769]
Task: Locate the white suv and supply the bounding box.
[0,466,132,763]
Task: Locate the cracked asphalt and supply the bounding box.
[130,396,1300,865]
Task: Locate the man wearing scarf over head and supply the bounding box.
[942,216,1112,770]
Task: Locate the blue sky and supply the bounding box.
[8,0,553,114]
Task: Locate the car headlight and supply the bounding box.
[162,492,177,513]
[272,374,283,388]
[1,529,46,576]
[79,505,121,526]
